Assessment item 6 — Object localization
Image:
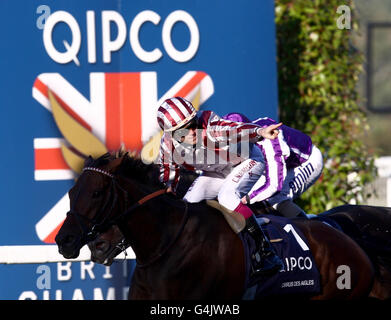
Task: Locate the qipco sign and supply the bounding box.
[43,10,200,65]
[0,0,278,300]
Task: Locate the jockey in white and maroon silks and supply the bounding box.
[156,97,283,276]
[223,113,323,218]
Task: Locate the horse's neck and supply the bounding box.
[119,180,185,265]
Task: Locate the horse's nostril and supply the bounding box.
[56,233,77,247]
[65,235,76,245]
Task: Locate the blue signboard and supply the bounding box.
[0,0,278,299]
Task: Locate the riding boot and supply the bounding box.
[246,214,283,276]
[276,200,309,219]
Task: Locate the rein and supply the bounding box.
[113,189,167,225]
[72,166,189,269]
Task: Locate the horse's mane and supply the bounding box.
[85,150,163,189]
[84,149,198,199]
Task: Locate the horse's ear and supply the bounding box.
[84,155,94,167]
[116,144,127,158]
[128,149,140,159]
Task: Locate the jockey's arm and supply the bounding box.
[157,135,181,193]
[207,112,281,142]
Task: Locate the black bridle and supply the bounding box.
[67,166,188,268]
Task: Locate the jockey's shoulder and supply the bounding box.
[198,110,220,128]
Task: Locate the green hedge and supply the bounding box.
[275,0,377,212]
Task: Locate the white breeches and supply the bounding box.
[183,158,265,211]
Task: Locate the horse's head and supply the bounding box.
[86,169,198,266]
[55,152,128,259]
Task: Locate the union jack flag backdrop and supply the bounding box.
[32,71,214,243]
[0,0,278,299]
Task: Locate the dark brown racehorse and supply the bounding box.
[55,152,388,299]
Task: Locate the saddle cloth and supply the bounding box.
[240,214,321,299]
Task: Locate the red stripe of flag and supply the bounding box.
[175,72,207,98]
[43,220,64,243]
[105,73,121,151]
[121,73,142,151]
[105,73,142,151]
[35,148,70,170]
